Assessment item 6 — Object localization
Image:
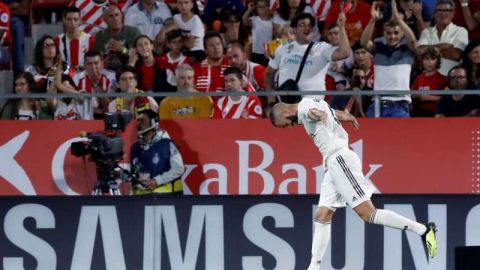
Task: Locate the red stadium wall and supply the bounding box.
[0,118,479,195]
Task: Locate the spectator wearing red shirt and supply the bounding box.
[0,2,11,68]
[325,0,371,46]
[157,30,189,96]
[193,31,231,92]
[411,46,448,116]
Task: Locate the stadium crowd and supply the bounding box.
[0,0,479,119]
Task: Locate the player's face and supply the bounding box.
[14,77,29,94]
[468,45,480,64]
[274,113,296,128]
[177,0,193,14]
[176,70,194,91]
[205,36,224,61]
[224,74,243,91]
[118,72,137,92]
[422,56,438,72]
[136,37,153,58]
[227,46,246,69]
[383,26,403,47]
[85,56,103,78]
[63,12,81,33]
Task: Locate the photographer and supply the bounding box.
[130,109,185,194]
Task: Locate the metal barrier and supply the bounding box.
[1,89,479,118]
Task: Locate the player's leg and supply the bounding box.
[307,206,335,270]
[353,200,437,259]
[330,149,437,259]
[307,171,345,270]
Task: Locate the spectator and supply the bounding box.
[173,0,205,63]
[159,64,213,119]
[47,58,89,120]
[463,40,480,89]
[329,67,368,117]
[325,0,371,46]
[213,67,263,119]
[94,4,141,70]
[265,12,350,104]
[73,50,116,119]
[361,1,417,117]
[273,0,320,40]
[153,17,178,56]
[202,0,245,29]
[219,9,250,49]
[436,65,480,117]
[325,22,352,91]
[411,46,448,117]
[193,31,231,92]
[26,35,70,94]
[227,41,266,91]
[0,2,12,69]
[243,0,273,66]
[55,6,95,72]
[157,30,190,95]
[0,72,53,120]
[417,0,469,75]
[124,0,172,40]
[453,0,480,40]
[130,109,185,195]
[350,41,374,89]
[2,0,26,74]
[265,25,295,59]
[381,0,433,38]
[128,35,163,97]
[108,65,158,117]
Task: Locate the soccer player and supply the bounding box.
[269,98,437,270]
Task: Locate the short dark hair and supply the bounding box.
[227,40,245,51]
[223,66,243,81]
[290,13,316,28]
[448,65,466,78]
[436,0,455,9]
[166,29,182,42]
[84,49,102,62]
[134,34,153,47]
[63,6,81,18]
[203,31,223,48]
[116,65,139,82]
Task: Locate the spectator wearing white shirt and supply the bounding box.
[417,0,469,75]
[125,0,173,40]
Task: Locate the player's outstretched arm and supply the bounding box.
[335,110,360,129]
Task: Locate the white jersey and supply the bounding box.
[297,98,348,162]
[124,2,172,39]
[173,14,204,51]
[251,16,272,54]
[269,40,336,99]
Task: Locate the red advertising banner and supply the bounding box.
[0,119,479,195]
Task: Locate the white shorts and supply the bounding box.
[318,148,373,209]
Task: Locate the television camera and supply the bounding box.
[71,113,139,195]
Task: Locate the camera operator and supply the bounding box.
[130,109,185,194]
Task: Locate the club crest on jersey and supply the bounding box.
[152,153,160,165]
[0,13,8,23]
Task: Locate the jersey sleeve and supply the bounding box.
[247,97,264,118]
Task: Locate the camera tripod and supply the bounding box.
[91,180,122,195]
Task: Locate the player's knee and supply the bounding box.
[315,206,334,222]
